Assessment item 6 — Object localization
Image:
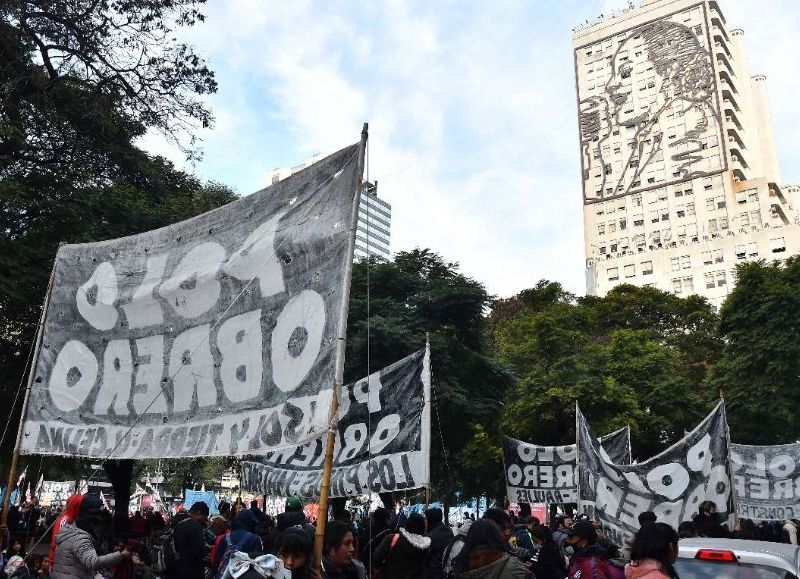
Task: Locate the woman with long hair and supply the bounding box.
[451,518,529,579]
[625,522,679,579]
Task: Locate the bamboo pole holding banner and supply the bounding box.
[2,257,59,529]
[313,123,369,569]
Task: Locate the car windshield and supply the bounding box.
[675,559,797,579]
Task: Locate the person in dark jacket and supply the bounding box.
[213,509,263,577]
[692,501,729,538]
[275,527,321,579]
[451,519,530,579]
[425,508,454,579]
[357,507,392,570]
[513,517,539,560]
[372,513,430,579]
[529,526,566,579]
[321,521,365,579]
[170,501,209,579]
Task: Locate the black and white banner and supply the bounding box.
[20,144,362,459]
[240,347,430,498]
[730,443,800,521]
[503,426,630,505]
[578,402,731,546]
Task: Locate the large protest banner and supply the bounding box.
[20,144,362,459]
[240,347,430,498]
[503,426,630,504]
[730,442,800,521]
[577,402,731,546]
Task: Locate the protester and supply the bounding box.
[529,526,566,579]
[552,516,573,549]
[676,522,696,540]
[564,519,623,579]
[692,501,728,538]
[624,522,679,579]
[425,507,454,579]
[482,509,530,563]
[4,556,24,579]
[321,520,366,579]
[274,527,321,579]
[733,518,757,540]
[49,495,84,570]
[783,520,799,545]
[213,509,263,578]
[443,518,472,578]
[3,540,25,563]
[450,518,529,579]
[52,494,130,579]
[638,512,656,528]
[372,513,430,579]
[170,501,210,579]
[357,507,392,569]
[513,517,539,559]
[129,512,147,535]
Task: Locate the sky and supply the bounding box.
[140,0,800,300]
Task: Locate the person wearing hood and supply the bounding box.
[624,523,679,579]
[565,519,623,579]
[372,513,431,579]
[49,495,83,569]
[213,509,263,578]
[450,518,530,579]
[52,494,130,579]
[425,508,454,579]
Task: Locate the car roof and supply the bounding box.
[678,538,800,573]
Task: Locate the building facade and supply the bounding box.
[268,156,392,261]
[574,0,800,309]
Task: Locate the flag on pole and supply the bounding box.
[35,473,44,496]
[16,466,27,489]
[25,482,32,504]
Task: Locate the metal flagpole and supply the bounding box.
[313,123,369,569]
[2,256,59,528]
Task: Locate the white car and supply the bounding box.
[676,538,800,578]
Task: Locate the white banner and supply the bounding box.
[730,442,800,521]
[21,144,361,458]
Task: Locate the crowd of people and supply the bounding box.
[3,494,800,579]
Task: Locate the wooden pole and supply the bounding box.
[313,123,369,569]
[2,257,58,529]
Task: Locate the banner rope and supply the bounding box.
[18,148,360,559]
[431,379,457,502]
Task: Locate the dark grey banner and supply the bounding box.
[21,144,361,459]
[578,403,731,546]
[240,347,430,498]
[731,442,800,521]
[503,426,630,505]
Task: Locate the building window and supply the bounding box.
[681,255,691,269]
[651,210,660,224]
[706,197,715,211]
[748,242,758,257]
[735,244,746,260]
[600,246,607,254]
[684,188,693,196]
[739,212,750,227]
[702,251,712,266]
[675,190,683,198]
[770,236,786,253]
[736,190,747,204]
[605,164,612,175]
[683,276,694,292]
[716,271,727,287]
[687,203,695,216]
[598,223,605,235]
[620,218,627,230]
[704,273,715,289]
[633,195,642,207]
[671,257,681,272]
[748,190,759,203]
[672,278,683,294]
[624,264,635,278]
[676,205,685,218]
[608,267,619,281]
[713,249,724,263]
[641,261,653,275]
[708,218,718,233]
[716,196,726,209]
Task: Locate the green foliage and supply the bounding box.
[710,258,800,444]
[345,249,514,501]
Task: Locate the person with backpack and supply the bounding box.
[450,518,530,579]
[169,501,210,579]
[371,513,430,579]
[443,518,471,579]
[51,495,131,579]
[213,509,263,579]
[564,519,624,579]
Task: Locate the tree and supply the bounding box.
[710,258,800,444]
[345,250,514,502]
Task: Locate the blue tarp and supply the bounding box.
[184,490,219,515]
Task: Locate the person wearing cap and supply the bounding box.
[52,494,131,579]
[170,501,210,579]
[564,519,623,579]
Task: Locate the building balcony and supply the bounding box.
[716,53,735,77]
[709,1,727,26]
[719,70,737,94]
[727,128,746,150]
[724,109,743,131]
[729,148,749,170]
[714,36,732,59]
[770,203,790,225]
[723,92,741,113]
[732,168,747,183]
[712,20,730,43]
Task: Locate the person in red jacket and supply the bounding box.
[49,494,84,569]
[565,519,624,579]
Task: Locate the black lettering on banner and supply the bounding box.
[401,453,416,488]
[229,418,250,454]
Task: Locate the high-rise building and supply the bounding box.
[267,156,392,261]
[573,0,800,309]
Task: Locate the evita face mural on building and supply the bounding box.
[578,10,726,202]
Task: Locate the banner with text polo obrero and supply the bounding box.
[730,442,800,521]
[240,347,430,498]
[503,426,631,505]
[19,143,362,459]
[577,402,731,547]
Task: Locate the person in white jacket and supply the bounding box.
[784,520,798,545]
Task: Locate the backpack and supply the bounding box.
[216,532,255,579]
[443,535,466,579]
[151,518,190,574]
